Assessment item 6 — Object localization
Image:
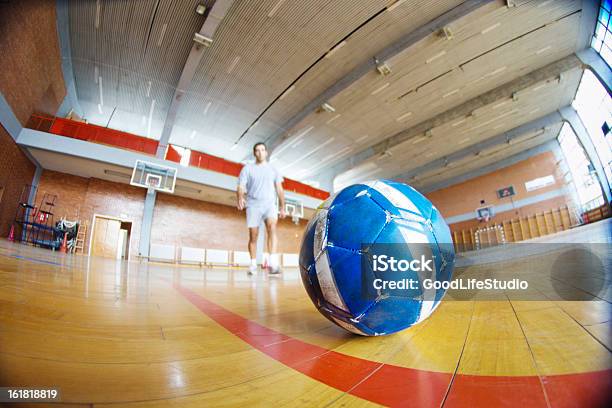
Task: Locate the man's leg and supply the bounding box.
[246,205,262,274]
[248,227,259,274]
[264,215,279,273]
[248,227,259,259]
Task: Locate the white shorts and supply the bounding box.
[246,204,278,228]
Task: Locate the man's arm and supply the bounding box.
[237,185,246,210]
[237,167,247,210]
[276,180,286,218]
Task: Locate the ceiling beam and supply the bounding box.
[577,48,612,95]
[250,0,495,160]
[318,54,583,181]
[392,109,564,182]
[156,0,236,158]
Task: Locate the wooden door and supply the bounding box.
[91,217,122,258]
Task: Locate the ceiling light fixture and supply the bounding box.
[157,24,167,46]
[481,22,501,35]
[282,137,336,170]
[320,102,336,113]
[396,111,412,121]
[203,101,212,115]
[193,32,213,48]
[426,50,446,64]
[293,126,314,142]
[439,27,453,40]
[299,146,352,176]
[95,0,101,29]
[371,82,390,95]
[387,0,407,12]
[326,114,341,124]
[325,41,347,59]
[451,118,467,127]
[147,99,156,138]
[442,89,459,98]
[248,120,259,131]
[376,60,392,76]
[227,56,241,74]
[377,150,393,160]
[536,45,552,55]
[279,85,295,100]
[274,127,314,157]
[267,0,287,18]
[492,100,510,109]
[98,76,104,106]
[195,3,206,15]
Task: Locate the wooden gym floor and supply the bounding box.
[0,221,611,407]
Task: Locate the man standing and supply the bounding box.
[237,142,285,274]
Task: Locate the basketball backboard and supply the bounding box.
[284,197,304,224]
[130,160,177,193]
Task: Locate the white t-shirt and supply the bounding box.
[238,162,283,207]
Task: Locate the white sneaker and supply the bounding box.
[248,264,258,275]
[268,265,281,275]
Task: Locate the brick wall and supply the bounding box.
[0,0,66,124]
[151,193,305,253]
[36,170,305,256]
[424,151,571,232]
[0,0,66,238]
[35,171,146,253]
[0,125,36,237]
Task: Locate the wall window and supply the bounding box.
[572,69,612,190]
[558,123,604,211]
[592,0,612,67]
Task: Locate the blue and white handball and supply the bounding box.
[299,180,455,336]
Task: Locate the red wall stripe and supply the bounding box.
[27,115,330,200]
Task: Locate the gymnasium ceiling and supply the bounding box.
[65,0,596,192]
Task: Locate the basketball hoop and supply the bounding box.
[282,197,303,225]
[130,160,177,193]
[476,205,494,223]
[145,174,162,189]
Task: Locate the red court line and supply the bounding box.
[174,282,612,407]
